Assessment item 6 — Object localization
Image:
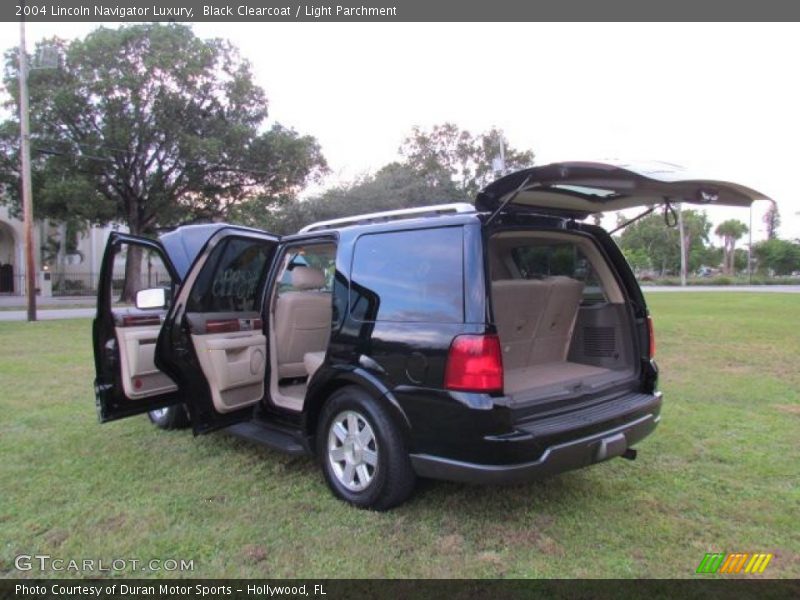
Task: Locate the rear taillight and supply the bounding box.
[647,316,656,358]
[444,334,504,393]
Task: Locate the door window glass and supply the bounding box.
[110,243,174,309]
[277,243,337,293]
[187,238,272,313]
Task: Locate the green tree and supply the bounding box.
[679,209,713,274]
[763,201,780,240]
[733,247,749,273]
[616,213,678,275]
[752,238,800,275]
[622,248,651,275]
[616,209,711,276]
[233,162,460,235]
[399,123,534,199]
[694,244,724,271]
[234,124,536,235]
[0,24,327,299]
[715,219,749,275]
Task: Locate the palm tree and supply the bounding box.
[715,219,749,275]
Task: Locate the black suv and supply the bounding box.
[92,161,768,509]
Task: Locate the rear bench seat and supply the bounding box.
[491,279,550,369]
[491,276,585,371]
[528,276,584,364]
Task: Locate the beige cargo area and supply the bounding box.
[489,231,636,402]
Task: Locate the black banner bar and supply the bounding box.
[2,579,799,600]
[4,0,800,22]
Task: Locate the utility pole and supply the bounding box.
[492,133,507,177]
[18,14,37,322]
[677,203,687,286]
[748,204,753,284]
[498,136,506,176]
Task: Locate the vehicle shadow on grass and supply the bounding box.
[410,470,600,513]
[199,427,608,519]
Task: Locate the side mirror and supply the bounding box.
[135,288,167,310]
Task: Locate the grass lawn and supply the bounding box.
[0,293,797,579]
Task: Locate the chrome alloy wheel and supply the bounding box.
[149,407,169,420]
[327,410,379,492]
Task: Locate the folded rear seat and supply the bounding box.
[492,276,585,386]
[491,279,550,370]
[528,276,585,364]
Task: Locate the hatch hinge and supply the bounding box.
[482,175,536,228]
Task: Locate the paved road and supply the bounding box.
[1,286,796,322]
[644,285,800,293]
[0,308,96,321]
[0,295,95,308]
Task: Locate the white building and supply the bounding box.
[0,204,115,296]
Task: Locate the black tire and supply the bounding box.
[147,405,190,430]
[317,386,416,510]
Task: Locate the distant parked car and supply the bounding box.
[92,161,770,509]
[697,266,720,278]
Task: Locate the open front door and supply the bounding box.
[155,228,280,434]
[93,233,181,422]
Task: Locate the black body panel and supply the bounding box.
[410,392,661,484]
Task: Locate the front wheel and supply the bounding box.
[317,386,416,510]
[147,405,190,430]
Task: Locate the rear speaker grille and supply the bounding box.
[584,326,616,357]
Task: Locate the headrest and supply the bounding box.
[291,266,326,290]
[545,275,583,288]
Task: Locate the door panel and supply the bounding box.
[155,230,280,434]
[189,313,267,413]
[93,233,181,422]
[116,324,179,400]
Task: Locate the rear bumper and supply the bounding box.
[409,392,661,484]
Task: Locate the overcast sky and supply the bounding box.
[1,22,798,242]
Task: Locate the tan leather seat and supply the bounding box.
[528,276,584,364]
[491,279,550,370]
[303,351,325,379]
[274,267,331,379]
[492,275,585,370]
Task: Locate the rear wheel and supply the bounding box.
[147,405,190,430]
[317,386,416,510]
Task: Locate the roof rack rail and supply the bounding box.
[297,202,476,233]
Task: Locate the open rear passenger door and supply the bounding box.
[155,228,280,434]
[93,233,182,422]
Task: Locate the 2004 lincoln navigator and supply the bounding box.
[92,160,770,509]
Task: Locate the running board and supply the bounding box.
[224,420,309,455]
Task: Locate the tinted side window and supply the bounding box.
[350,227,464,323]
[187,238,271,313]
